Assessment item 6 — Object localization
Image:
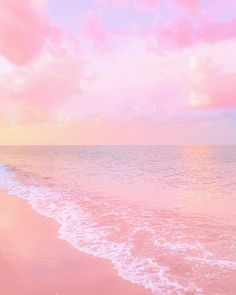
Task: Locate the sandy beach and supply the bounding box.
[0,192,150,295]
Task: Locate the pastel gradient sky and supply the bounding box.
[0,0,236,144]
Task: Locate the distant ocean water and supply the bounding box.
[0,145,236,295]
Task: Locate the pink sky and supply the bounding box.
[0,0,236,144]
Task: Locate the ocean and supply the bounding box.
[0,145,235,294]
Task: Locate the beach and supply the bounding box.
[0,192,150,295]
[0,146,236,294]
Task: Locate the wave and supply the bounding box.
[0,163,235,295]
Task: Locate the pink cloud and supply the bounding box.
[175,0,201,15]
[0,42,86,123]
[95,0,158,10]
[94,0,128,9]
[142,15,236,52]
[0,0,55,65]
[189,56,236,109]
[82,11,111,53]
[155,17,195,50]
[199,17,236,43]
[78,40,192,122]
[0,0,88,124]
[203,65,236,109]
[94,0,203,12]
[133,0,157,10]
[1,0,236,130]
[90,0,236,54]
[209,73,236,108]
[95,0,236,17]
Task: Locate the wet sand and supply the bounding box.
[0,192,150,295]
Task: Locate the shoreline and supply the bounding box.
[0,192,151,295]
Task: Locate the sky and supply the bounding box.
[0,0,236,145]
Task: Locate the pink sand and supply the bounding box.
[0,193,150,295]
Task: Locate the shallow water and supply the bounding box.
[0,145,236,294]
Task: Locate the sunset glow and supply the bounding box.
[0,0,236,144]
[1,3,236,293]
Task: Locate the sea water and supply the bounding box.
[0,145,235,294]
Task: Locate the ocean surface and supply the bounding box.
[0,145,236,294]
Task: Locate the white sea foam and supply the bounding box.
[0,163,235,295]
